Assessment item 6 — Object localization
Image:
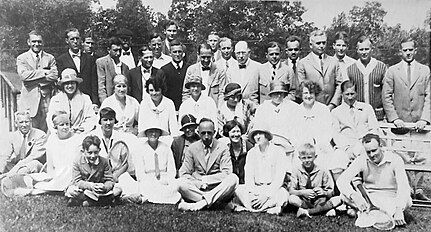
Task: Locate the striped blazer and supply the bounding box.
[347,59,387,120]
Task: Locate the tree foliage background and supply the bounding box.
[0,0,429,71]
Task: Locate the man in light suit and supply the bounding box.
[96,37,130,104]
[383,37,430,129]
[128,45,159,102]
[16,30,58,132]
[215,37,236,71]
[56,28,99,105]
[177,118,238,211]
[259,42,295,101]
[332,31,355,82]
[0,111,46,176]
[226,41,260,104]
[161,20,178,56]
[297,30,342,110]
[207,32,222,61]
[182,43,226,105]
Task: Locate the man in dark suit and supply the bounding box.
[161,20,178,56]
[117,29,138,69]
[157,40,189,110]
[128,45,158,102]
[56,28,99,105]
[96,37,130,104]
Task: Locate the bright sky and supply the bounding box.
[97,0,431,29]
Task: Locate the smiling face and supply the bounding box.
[63,81,78,96]
[170,45,184,63]
[226,93,242,108]
[267,46,281,65]
[299,151,316,170]
[228,125,242,144]
[148,83,162,103]
[66,31,81,53]
[400,41,416,63]
[302,87,316,106]
[357,39,372,64]
[83,144,100,166]
[270,92,285,106]
[342,86,357,107]
[56,121,71,139]
[16,114,32,135]
[145,128,161,144]
[183,124,197,138]
[28,34,43,54]
[114,81,127,99]
[140,50,154,69]
[190,83,202,99]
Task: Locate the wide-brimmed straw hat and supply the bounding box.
[179,114,198,131]
[184,75,206,90]
[268,80,289,95]
[141,125,169,137]
[58,68,83,85]
[248,122,273,144]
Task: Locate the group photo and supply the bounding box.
[0,0,430,231]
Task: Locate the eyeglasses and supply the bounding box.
[228,94,242,101]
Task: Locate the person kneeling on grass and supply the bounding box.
[336,133,411,226]
[230,122,289,214]
[65,135,122,206]
[288,143,342,218]
[177,118,238,211]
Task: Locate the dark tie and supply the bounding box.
[292,60,297,74]
[239,64,246,69]
[35,53,40,68]
[19,134,27,160]
[305,172,312,189]
[71,53,80,58]
[272,64,277,80]
[143,69,150,73]
[174,62,181,70]
[226,61,229,69]
[123,51,131,55]
[202,66,210,71]
[154,153,160,180]
[407,62,411,86]
[350,105,356,125]
[319,55,323,73]
[205,146,211,164]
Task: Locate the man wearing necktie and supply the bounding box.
[128,45,159,102]
[285,35,302,103]
[16,30,58,132]
[297,29,343,110]
[182,43,226,104]
[215,37,237,71]
[225,41,260,104]
[161,20,178,56]
[117,29,138,69]
[0,111,47,177]
[332,31,355,82]
[57,28,99,106]
[259,42,295,102]
[177,118,238,211]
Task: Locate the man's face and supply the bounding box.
[199,48,213,68]
[190,83,202,99]
[100,117,115,135]
[170,45,184,63]
[357,40,372,64]
[266,46,281,65]
[364,139,383,165]
[220,40,233,60]
[310,35,327,56]
[149,37,162,58]
[235,45,250,65]
[16,115,32,135]
[333,39,348,58]
[207,34,219,51]
[27,34,43,54]
[109,44,122,60]
[400,41,416,63]
[119,36,131,50]
[82,37,95,54]
[165,25,177,41]
[66,31,81,53]
[299,152,316,169]
[83,144,100,166]
[286,41,300,61]
[342,86,357,107]
[199,121,215,147]
[140,50,154,69]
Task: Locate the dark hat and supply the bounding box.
[180,114,198,131]
[116,29,133,37]
[99,107,118,124]
[269,80,289,95]
[224,83,242,100]
[184,75,206,90]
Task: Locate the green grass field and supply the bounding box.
[1,193,431,232]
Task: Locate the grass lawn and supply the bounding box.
[1,194,431,232]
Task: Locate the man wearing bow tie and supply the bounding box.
[297,30,343,110]
[117,29,138,69]
[128,45,159,102]
[225,41,260,104]
[182,43,226,105]
[16,30,58,132]
[259,42,295,102]
[57,28,99,105]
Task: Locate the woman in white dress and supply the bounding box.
[100,75,140,135]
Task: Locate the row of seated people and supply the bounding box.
[0,76,416,227]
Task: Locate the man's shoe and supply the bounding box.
[67,198,81,207]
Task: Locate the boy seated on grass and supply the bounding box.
[288,143,342,218]
[65,135,122,206]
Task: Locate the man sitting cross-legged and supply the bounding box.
[289,143,342,218]
[177,118,238,211]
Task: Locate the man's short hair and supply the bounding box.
[362,133,382,146]
[14,110,31,122]
[298,143,316,157]
[266,41,281,52]
[64,28,79,38]
[309,29,327,41]
[208,31,219,38]
[169,39,183,49]
[400,37,416,48]
[199,118,214,127]
[219,37,232,45]
[107,36,122,48]
[28,30,42,39]
[149,32,163,41]
[83,31,95,40]
[357,36,373,46]
[164,20,178,30]
[197,43,212,54]
[285,35,301,45]
[341,80,357,92]
[333,31,349,45]
[82,135,101,151]
[138,44,152,56]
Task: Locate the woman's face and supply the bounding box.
[146,128,161,144]
[183,125,197,138]
[63,81,77,95]
[114,81,127,98]
[254,132,269,146]
[226,94,242,108]
[270,92,285,106]
[228,125,242,143]
[302,87,316,106]
[56,121,71,139]
[148,84,162,103]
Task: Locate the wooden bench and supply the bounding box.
[379,122,431,207]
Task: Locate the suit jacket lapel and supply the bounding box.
[65,53,79,72]
[136,67,143,92]
[322,55,330,76]
[208,64,217,87]
[410,61,421,89]
[206,141,220,172]
[195,146,208,172]
[396,63,409,87]
[308,54,322,75]
[106,57,116,77]
[80,52,87,73]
